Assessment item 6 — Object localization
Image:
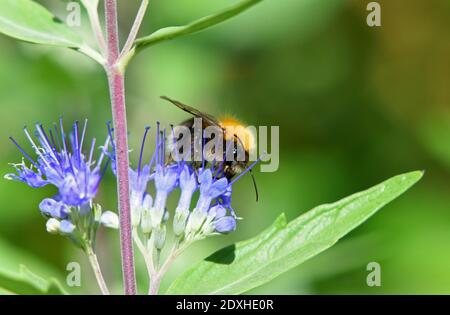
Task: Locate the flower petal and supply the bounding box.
[215,216,236,233]
[100,211,119,229]
[59,220,75,234]
[39,198,69,219]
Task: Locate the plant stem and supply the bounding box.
[133,229,155,275]
[81,0,107,55]
[104,0,137,295]
[120,0,149,59]
[148,240,187,295]
[86,245,110,295]
[148,273,161,295]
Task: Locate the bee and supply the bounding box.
[161,96,259,201]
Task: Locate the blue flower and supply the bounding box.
[39,198,69,219]
[154,164,178,193]
[108,123,260,241]
[129,165,152,223]
[60,220,76,234]
[177,165,197,210]
[6,118,123,243]
[207,204,236,234]
[6,162,47,188]
[215,216,237,233]
[214,186,238,219]
[5,119,109,207]
[196,169,228,213]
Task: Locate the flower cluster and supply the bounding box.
[5,119,118,246]
[6,118,257,253]
[108,122,258,250]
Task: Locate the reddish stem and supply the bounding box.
[104,0,136,295]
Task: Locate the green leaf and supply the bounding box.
[0,265,67,295]
[0,0,82,47]
[0,0,103,63]
[167,170,423,295]
[134,0,263,51]
[0,237,64,282]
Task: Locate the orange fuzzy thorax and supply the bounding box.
[219,116,256,152]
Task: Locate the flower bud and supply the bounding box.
[200,218,215,236]
[93,203,102,223]
[59,220,76,234]
[46,218,60,234]
[39,198,69,219]
[154,225,167,250]
[130,191,142,227]
[150,206,165,229]
[215,216,236,234]
[209,205,227,219]
[185,208,207,240]
[79,203,91,216]
[100,211,119,229]
[199,206,222,236]
[173,207,189,236]
[141,207,152,234]
[163,209,169,223]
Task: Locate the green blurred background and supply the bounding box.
[1,0,450,294]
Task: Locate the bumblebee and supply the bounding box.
[161,96,258,200]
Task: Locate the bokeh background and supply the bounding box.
[0,0,449,294]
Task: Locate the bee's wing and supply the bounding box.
[161,96,221,127]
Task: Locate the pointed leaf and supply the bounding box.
[134,0,263,51]
[167,171,423,294]
[0,265,67,295]
[0,0,82,48]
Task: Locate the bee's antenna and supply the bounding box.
[249,169,259,202]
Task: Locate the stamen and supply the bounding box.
[84,158,88,196]
[158,131,164,171]
[155,121,160,166]
[162,129,166,166]
[36,123,60,167]
[148,141,162,172]
[52,123,63,151]
[59,117,69,159]
[58,120,77,178]
[72,121,80,162]
[35,124,52,151]
[138,126,151,176]
[97,135,111,167]
[210,157,217,175]
[88,138,96,166]
[95,159,111,192]
[106,121,115,152]
[48,129,59,152]
[214,140,233,180]
[201,130,206,170]
[209,132,223,175]
[80,119,88,152]
[23,127,51,168]
[8,136,36,166]
[148,128,163,172]
[170,124,181,169]
[228,156,263,187]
